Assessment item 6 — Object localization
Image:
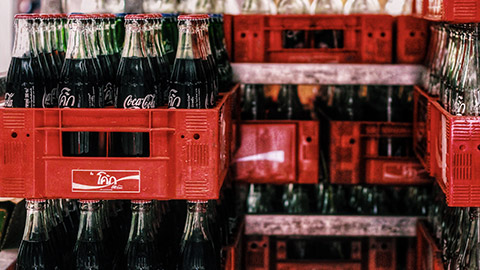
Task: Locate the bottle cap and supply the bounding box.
[14,13,39,20]
[68,14,90,20]
[39,13,54,19]
[78,199,101,203]
[131,200,152,204]
[178,14,209,20]
[125,14,147,20]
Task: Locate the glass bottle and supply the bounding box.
[35,15,57,109]
[274,84,305,120]
[198,16,218,106]
[343,0,380,14]
[241,84,266,120]
[278,0,309,14]
[123,200,164,270]
[58,14,102,157]
[313,0,343,14]
[103,14,120,72]
[209,14,233,91]
[5,14,45,108]
[168,15,209,109]
[464,26,480,116]
[111,14,156,157]
[72,200,111,269]
[16,199,59,270]
[242,0,277,14]
[160,14,178,72]
[282,184,310,214]
[449,25,468,116]
[177,201,218,270]
[43,14,63,79]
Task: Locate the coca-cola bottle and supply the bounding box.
[145,14,170,106]
[122,200,164,270]
[72,200,111,270]
[5,14,45,108]
[241,84,266,120]
[58,14,104,157]
[177,201,219,270]
[209,14,233,92]
[38,14,60,108]
[199,15,218,104]
[16,199,59,270]
[43,14,63,79]
[273,84,306,120]
[102,14,120,72]
[91,14,115,106]
[160,14,178,72]
[111,14,156,157]
[168,15,210,109]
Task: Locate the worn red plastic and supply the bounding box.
[427,86,480,207]
[223,14,233,61]
[233,120,319,184]
[232,15,393,63]
[419,0,480,23]
[417,222,444,270]
[395,16,429,64]
[222,219,244,270]
[326,119,431,185]
[413,87,438,177]
[0,85,239,200]
[246,236,270,270]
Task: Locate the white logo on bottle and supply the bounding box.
[42,87,56,108]
[58,87,76,108]
[123,94,156,109]
[4,93,14,107]
[168,89,181,108]
[104,82,114,103]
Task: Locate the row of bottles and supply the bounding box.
[424,23,480,116]
[17,199,238,270]
[246,183,430,215]
[6,13,232,109]
[242,0,412,15]
[241,84,310,120]
[315,85,414,122]
[427,186,480,270]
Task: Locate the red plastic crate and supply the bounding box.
[222,219,244,270]
[276,262,362,270]
[420,0,480,23]
[223,14,233,60]
[232,15,393,63]
[417,221,444,270]
[325,118,431,185]
[368,238,396,270]
[395,16,429,64]
[413,87,438,177]
[245,236,270,270]
[428,88,480,207]
[0,85,239,200]
[233,120,319,184]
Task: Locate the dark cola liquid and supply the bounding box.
[111,57,156,157]
[177,232,218,270]
[73,240,111,270]
[38,52,58,108]
[124,240,164,270]
[98,54,115,106]
[149,54,170,107]
[5,57,44,108]
[168,58,209,109]
[16,239,58,270]
[59,58,103,157]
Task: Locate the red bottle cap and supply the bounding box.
[14,13,39,20]
[178,14,209,20]
[68,14,90,20]
[125,14,147,20]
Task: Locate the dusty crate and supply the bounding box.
[232,15,393,63]
[429,92,480,207]
[417,221,444,270]
[395,16,429,64]
[413,86,438,177]
[233,120,319,184]
[323,117,431,185]
[420,0,480,23]
[0,85,239,200]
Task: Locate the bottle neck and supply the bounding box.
[65,20,92,59]
[12,19,37,58]
[47,19,58,52]
[176,20,202,59]
[77,201,104,242]
[95,20,109,56]
[122,20,148,58]
[103,19,115,55]
[39,20,53,53]
[128,202,154,243]
[22,200,49,242]
[181,201,211,246]
[145,20,159,57]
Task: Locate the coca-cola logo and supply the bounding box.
[168,89,181,108]
[59,87,75,108]
[4,93,14,107]
[123,94,156,109]
[42,87,56,108]
[72,169,141,193]
[104,82,114,103]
